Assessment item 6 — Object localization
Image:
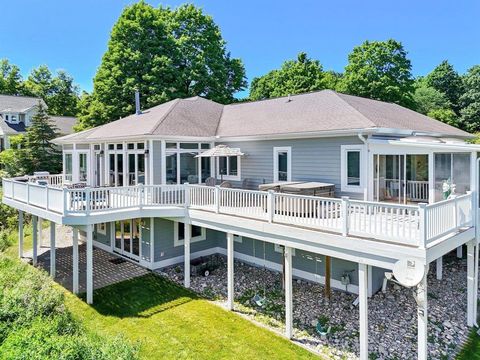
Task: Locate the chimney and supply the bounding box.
[135,89,141,115]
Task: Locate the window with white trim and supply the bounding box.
[96,222,107,235]
[273,147,291,182]
[341,145,364,193]
[174,222,206,247]
[216,155,241,181]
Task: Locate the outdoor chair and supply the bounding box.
[205,177,216,187]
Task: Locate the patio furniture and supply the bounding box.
[258,181,302,192]
[280,182,335,197]
[205,177,216,187]
[220,181,231,188]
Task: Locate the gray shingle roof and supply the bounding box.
[55,90,471,142]
[49,116,77,135]
[0,95,45,113]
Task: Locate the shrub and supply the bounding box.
[0,257,138,359]
[0,232,12,253]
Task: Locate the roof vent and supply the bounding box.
[135,90,141,115]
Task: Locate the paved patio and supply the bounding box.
[23,225,149,292]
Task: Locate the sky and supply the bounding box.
[1,0,479,98]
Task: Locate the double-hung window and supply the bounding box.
[217,155,240,181]
[341,145,364,193]
[174,222,206,247]
[273,147,291,182]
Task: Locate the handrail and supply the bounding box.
[2,178,475,249]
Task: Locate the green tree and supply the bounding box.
[77,2,246,130]
[24,102,62,174]
[24,66,79,116]
[428,108,460,128]
[0,135,29,177]
[0,59,23,95]
[340,39,415,107]
[425,60,463,114]
[460,65,480,132]
[413,81,450,115]
[249,52,327,100]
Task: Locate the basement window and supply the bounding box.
[174,222,206,247]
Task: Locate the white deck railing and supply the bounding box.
[2,178,474,248]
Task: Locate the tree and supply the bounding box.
[24,102,62,174]
[77,2,246,130]
[425,60,463,114]
[413,81,450,115]
[340,39,415,107]
[428,108,460,128]
[0,59,23,95]
[460,65,480,132]
[249,52,327,100]
[0,135,29,177]
[24,65,79,116]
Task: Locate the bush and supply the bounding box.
[0,257,138,359]
[0,232,12,253]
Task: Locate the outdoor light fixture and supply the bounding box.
[144,149,149,156]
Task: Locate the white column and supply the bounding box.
[284,245,293,339]
[367,265,373,298]
[184,224,191,288]
[50,222,56,278]
[86,224,93,304]
[72,227,79,294]
[436,257,442,280]
[227,233,234,310]
[38,217,43,247]
[467,240,475,326]
[18,210,23,258]
[457,246,463,258]
[359,263,368,360]
[32,216,38,266]
[417,267,428,360]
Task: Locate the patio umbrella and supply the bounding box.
[196,145,245,182]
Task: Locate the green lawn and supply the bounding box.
[65,273,317,359]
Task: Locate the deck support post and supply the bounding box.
[72,228,79,294]
[86,224,93,304]
[32,216,38,266]
[18,210,23,258]
[227,232,234,310]
[184,224,191,288]
[38,217,43,247]
[436,257,442,280]
[358,263,368,360]
[284,246,293,339]
[417,266,428,360]
[457,246,463,258]
[367,265,373,298]
[467,240,476,326]
[50,222,56,278]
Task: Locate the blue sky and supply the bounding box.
[1,0,479,98]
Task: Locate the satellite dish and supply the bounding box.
[392,258,425,288]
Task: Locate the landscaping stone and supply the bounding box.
[158,253,472,360]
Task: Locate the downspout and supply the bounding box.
[358,133,369,200]
[474,157,480,327]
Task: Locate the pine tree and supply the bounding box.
[24,102,62,174]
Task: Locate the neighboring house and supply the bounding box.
[3,90,479,360]
[0,94,77,150]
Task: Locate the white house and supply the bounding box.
[2,90,479,360]
[0,94,77,150]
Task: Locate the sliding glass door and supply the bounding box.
[374,154,428,204]
[113,219,141,261]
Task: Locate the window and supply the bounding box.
[79,153,88,182]
[274,243,295,256]
[64,153,73,181]
[164,142,212,184]
[341,145,364,193]
[217,155,241,180]
[96,222,107,235]
[233,234,242,243]
[174,222,206,246]
[273,147,291,182]
[10,115,17,123]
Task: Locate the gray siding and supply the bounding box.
[221,136,363,196]
[152,140,162,184]
[153,219,218,262]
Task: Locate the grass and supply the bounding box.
[457,329,480,359]
[4,226,317,359]
[64,273,317,359]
